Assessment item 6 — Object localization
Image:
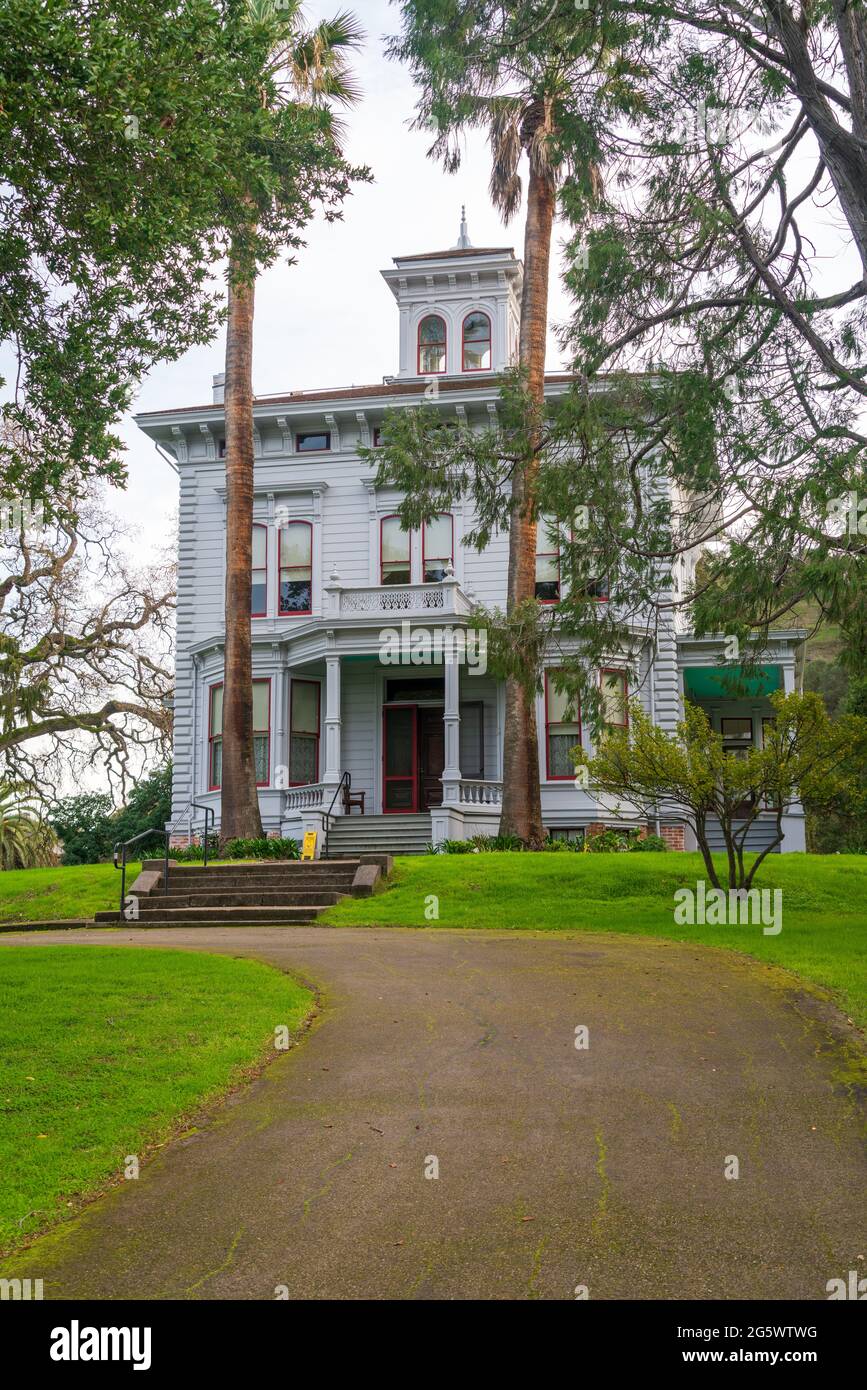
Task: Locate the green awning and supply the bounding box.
[683,665,782,700]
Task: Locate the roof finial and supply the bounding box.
[454,205,473,249]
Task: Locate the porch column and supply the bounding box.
[441,652,461,806]
[323,653,343,810]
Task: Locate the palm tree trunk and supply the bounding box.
[499,156,556,848]
[220,245,264,843]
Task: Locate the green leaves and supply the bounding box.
[0,0,368,499]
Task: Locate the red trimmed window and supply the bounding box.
[418,314,447,375]
[462,311,492,371]
[289,679,320,785]
[545,671,581,780]
[252,524,267,617]
[423,513,453,582]
[209,679,271,788]
[535,515,561,602]
[279,520,312,615]
[208,683,223,790]
[600,669,628,728]
[381,514,411,585]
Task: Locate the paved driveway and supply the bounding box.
[0,926,864,1300]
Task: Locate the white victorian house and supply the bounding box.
[135,217,807,855]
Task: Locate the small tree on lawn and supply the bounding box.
[573,692,867,891]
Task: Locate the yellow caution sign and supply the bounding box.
[301,830,318,861]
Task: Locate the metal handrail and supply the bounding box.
[112,828,170,923]
[323,772,350,859]
[165,801,216,880]
[113,803,216,919]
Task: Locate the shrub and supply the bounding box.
[542,835,584,852]
[172,836,301,862]
[583,827,633,853]
[224,837,300,860]
[629,834,668,852]
[469,833,526,852]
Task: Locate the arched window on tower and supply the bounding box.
[418,314,447,375]
[462,311,492,371]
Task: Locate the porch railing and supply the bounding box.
[284,782,326,811]
[458,779,503,807]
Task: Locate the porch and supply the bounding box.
[678,633,807,853]
[279,652,505,847]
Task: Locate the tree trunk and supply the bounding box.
[695,814,722,890]
[499,153,556,848]
[220,246,264,843]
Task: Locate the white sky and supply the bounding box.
[117,0,573,551]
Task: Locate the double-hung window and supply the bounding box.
[279,521,312,615]
[209,680,271,788]
[289,680,320,785]
[535,515,561,602]
[600,670,628,729]
[422,513,454,582]
[252,524,267,616]
[545,672,581,780]
[381,515,411,585]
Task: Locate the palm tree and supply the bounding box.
[220,3,363,841]
[390,3,625,843]
[0,784,59,869]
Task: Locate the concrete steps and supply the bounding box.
[94,858,365,926]
[326,814,432,857]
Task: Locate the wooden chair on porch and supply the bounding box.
[341,774,365,816]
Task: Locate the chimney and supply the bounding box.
[212,372,225,404]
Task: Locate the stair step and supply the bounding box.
[164,873,356,890]
[94,906,330,925]
[140,891,345,909]
[166,861,360,875]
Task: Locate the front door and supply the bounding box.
[417,706,444,810]
[382,704,445,812]
[382,705,417,813]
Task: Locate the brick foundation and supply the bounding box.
[169,833,200,849]
[659,824,685,851]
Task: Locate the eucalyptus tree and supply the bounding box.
[384,0,650,844]
[220,1,366,840]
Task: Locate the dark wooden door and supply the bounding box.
[417,706,444,810]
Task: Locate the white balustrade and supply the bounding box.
[458,780,503,807]
[336,582,473,617]
[283,782,326,811]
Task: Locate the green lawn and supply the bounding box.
[0,946,312,1254]
[322,852,867,1029]
[0,862,141,925]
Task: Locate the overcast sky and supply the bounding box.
[117,0,573,551]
